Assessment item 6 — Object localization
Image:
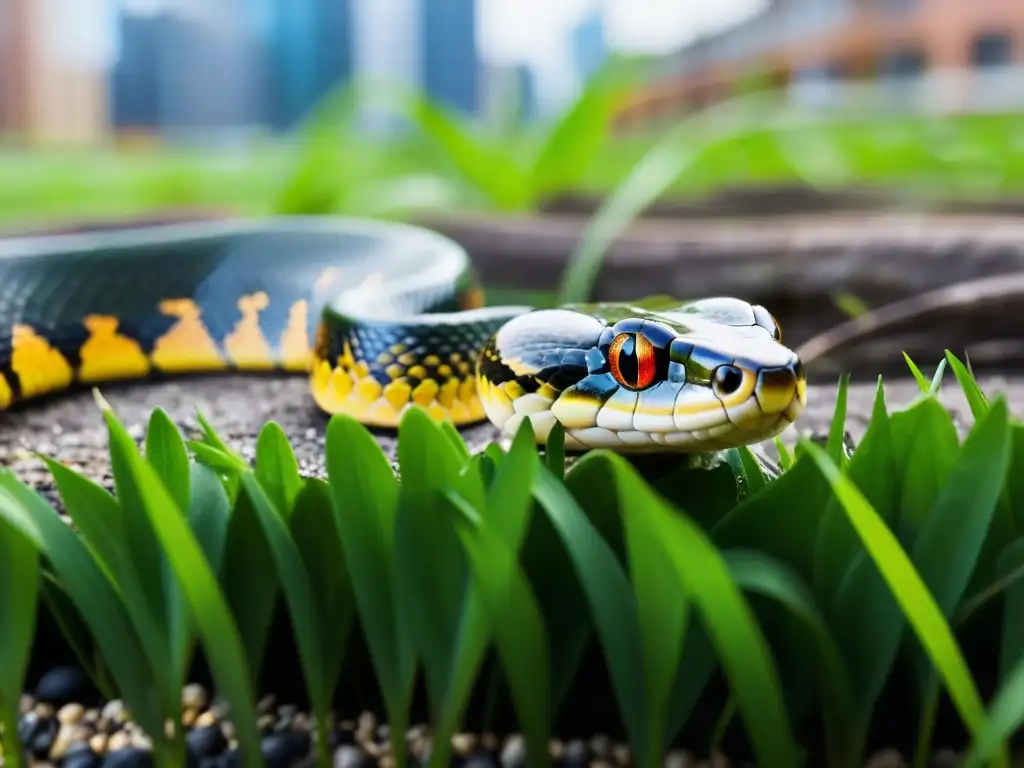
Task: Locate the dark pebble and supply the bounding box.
[464,749,499,768]
[64,742,103,768]
[18,709,58,759]
[187,724,229,759]
[102,746,155,767]
[262,731,311,767]
[334,744,368,768]
[34,665,91,706]
[564,740,589,768]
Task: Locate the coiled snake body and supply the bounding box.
[0,218,806,452]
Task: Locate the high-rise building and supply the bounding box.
[111,10,168,130]
[420,0,478,114]
[572,5,608,86]
[1,0,110,146]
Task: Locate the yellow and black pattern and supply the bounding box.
[0,219,528,427]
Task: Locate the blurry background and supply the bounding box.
[4,0,1024,230]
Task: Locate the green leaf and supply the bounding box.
[725,445,768,499]
[907,397,1012,691]
[773,437,794,472]
[324,414,414,763]
[1005,425,1024,534]
[188,441,248,474]
[145,407,191,517]
[254,422,303,518]
[0,515,39,765]
[440,419,471,462]
[393,407,482,724]
[529,71,625,196]
[447,493,552,768]
[997,539,1024,683]
[99,408,265,767]
[624,459,800,768]
[945,350,989,419]
[532,464,651,763]
[725,549,860,767]
[0,472,166,743]
[221,489,279,683]
[903,352,932,392]
[545,421,566,478]
[889,395,961,545]
[813,380,894,603]
[968,648,1024,767]
[410,98,531,210]
[802,441,993,763]
[288,479,355,720]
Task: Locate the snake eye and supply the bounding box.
[608,332,657,390]
[713,365,743,397]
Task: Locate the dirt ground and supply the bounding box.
[0,371,1010,496]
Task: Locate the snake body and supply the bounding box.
[0,217,805,452]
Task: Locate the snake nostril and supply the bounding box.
[712,365,743,397]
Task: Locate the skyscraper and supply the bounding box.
[572,5,608,86]
[420,0,478,114]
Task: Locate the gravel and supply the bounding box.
[0,372,1014,497]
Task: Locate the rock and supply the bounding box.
[34,665,91,707]
[63,741,103,768]
[261,731,310,768]
[334,744,367,768]
[181,683,208,714]
[102,745,154,767]
[187,724,228,759]
[464,750,499,768]
[18,708,58,759]
[563,739,589,768]
[500,734,526,768]
[58,703,87,726]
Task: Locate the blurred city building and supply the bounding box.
[422,0,478,115]
[572,5,609,88]
[0,0,112,146]
[616,0,1024,129]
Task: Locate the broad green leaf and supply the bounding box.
[440,419,471,461]
[725,445,768,499]
[968,647,1024,767]
[447,494,551,768]
[254,422,304,518]
[0,472,165,743]
[532,464,651,764]
[145,407,190,516]
[813,380,894,603]
[663,618,718,742]
[324,414,414,764]
[394,406,483,733]
[220,488,279,684]
[0,516,39,768]
[432,422,540,768]
[997,539,1024,684]
[237,473,330,765]
[802,441,993,764]
[773,437,794,471]
[410,98,531,210]
[289,479,356,740]
[188,441,248,474]
[1006,425,1024,533]
[628,460,800,768]
[889,395,960,545]
[907,397,1011,693]
[529,71,624,196]
[725,549,860,767]
[100,408,265,767]
[650,459,743,530]
[40,456,124,583]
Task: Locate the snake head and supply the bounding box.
[476,299,806,453]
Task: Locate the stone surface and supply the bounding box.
[0,372,1011,494]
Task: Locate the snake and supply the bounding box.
[0,217,806,453]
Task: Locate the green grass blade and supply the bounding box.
[773,437,794,472]
[99,407,265,767]
[813,380,894,603]
[996,539,1024,683]
[0,516,39,768]
[0,471,166,741]
[394,408,482,721]
[903,352,932,392]
[528,70,627,197]
[409,97,531,210]
[725,549,860,767]
[928,358,948,394]
[725,445,768,499]
[532,464,651,764]
[618,457,799,767]
[827,373,851,466]
[968,649,1024,767]
[906,397,1012,689]
[545,421,566,478]
[254,422,304,518]
[324,414,414,764]
[802,440,995,765]
[440,419,472,462]
[446,492,551,768]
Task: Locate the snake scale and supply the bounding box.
[0,217,806,453]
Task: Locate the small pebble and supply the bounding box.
[334,744,367,768]
[452,732,476,756]
[464,749,499,768]
[51,723,94,759]
[187,723,228,759]
[195,710,219,729]
[107,730,131,752]
[563,739,589,768]
[34,665,91,707]
[58,702,86,725]
[664,750,694,768]
[500,734,526,768]
[102,745,154,767]
[181,683,208,713]
[18,708,59,759]
[63,741,103,768]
